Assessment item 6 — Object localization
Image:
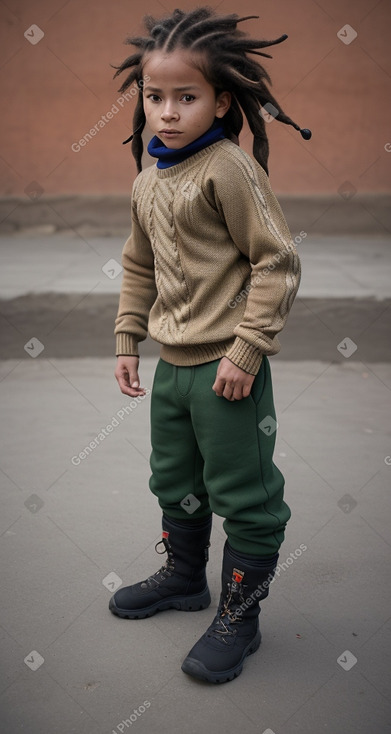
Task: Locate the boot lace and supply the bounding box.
[141,537,175,589]
[208,579,247,644]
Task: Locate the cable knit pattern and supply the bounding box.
[246,169,301,325]
[115,138,301,375]
[148,177,191,341]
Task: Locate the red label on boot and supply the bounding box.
[162,531,169,540]
[232,568,244,583]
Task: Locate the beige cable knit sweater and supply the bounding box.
[115,138,300,375]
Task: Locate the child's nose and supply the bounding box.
[161,100,179,119]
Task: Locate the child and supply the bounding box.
[110,6,311,684]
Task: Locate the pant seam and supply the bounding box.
[254,387,284,533]
[174,365,196,399]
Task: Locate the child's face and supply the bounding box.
[142,49,231,148]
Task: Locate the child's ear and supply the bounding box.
[215,91,231,118]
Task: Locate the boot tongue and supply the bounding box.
[220,569,246,621]
[229,568,245,597]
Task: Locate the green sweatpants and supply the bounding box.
[149,357,291,556]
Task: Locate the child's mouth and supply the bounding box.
[159,130,182,140]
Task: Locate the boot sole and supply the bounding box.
[109,586,211,619]
[181,629,262,683]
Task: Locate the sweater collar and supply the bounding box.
[147,119,226,169]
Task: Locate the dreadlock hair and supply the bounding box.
[112,6,311,175]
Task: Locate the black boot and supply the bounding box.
[109,514,212,619]
[181,541,278,683]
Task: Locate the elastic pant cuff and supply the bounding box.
[226,541,279,568]
[163,513,212,530]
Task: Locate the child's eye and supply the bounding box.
[146,93,195,103]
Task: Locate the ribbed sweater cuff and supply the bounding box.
[115,333,139,357]
[225,337,263,375]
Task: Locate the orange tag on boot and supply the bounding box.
[232,568,244,583]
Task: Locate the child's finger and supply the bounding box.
[119,382,146,397]
[212,375,225,396]
[116,369,145,396]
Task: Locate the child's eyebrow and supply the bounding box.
[144,85,201,92]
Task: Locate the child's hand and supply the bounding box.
[212,357,255,401]
[115,356,146,397]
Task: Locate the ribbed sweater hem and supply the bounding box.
[116,332,265,374]
[159,339,236,367]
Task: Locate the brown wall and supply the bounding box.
[1,0,390,196]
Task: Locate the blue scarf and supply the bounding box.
[147,119,226,169]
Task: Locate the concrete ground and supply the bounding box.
[0,232,391,733]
